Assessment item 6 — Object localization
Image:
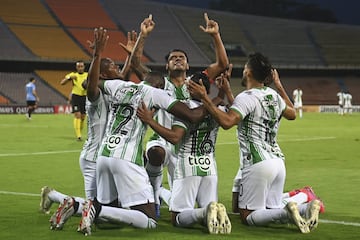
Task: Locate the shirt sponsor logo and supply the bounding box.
[105,135,121,149]
[188,155,211,171]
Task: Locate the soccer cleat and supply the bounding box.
[216,203,231,234]
[299,186,325,213]
[286,202,310,233]
[25,113,31,120]
[49,197,76,230]
[305,199,321,231]
[39,186,54,214]
[206,202,219,234]
[78,200,97,236]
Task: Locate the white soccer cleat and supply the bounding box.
[216,203,231,234]
[206,201,219,234]
[286,202,310,233]
[49,197,76,230]
[39,186,54,214]
[305,199,321,231]
[78,200,96,236]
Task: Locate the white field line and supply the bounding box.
[0,190,358,227]
[0,137,335,157]
[217,136,336,145]
[0,150,80,157]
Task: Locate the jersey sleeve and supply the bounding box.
[151,87,179,111]
[103,80,124,97]
[229,91,255,119]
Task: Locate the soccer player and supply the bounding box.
[337,90,345,115]
[40,21,147,230]
[188,52,321,234]
[344,91,353,115]
[137,71,233,234]
[25,77,39,120]
[144,13,229,215]
[60,60,88,141]
[77,25,211,236]
[293,87,303,118]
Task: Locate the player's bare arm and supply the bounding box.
[137,102,185,144]
[188,79,240,129]
[200,13,229,80]
[272,69,296,120]
[87,27,109,102]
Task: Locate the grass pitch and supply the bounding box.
[0,112,359,239]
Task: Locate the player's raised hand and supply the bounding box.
[119,30,138,54]
[141,14,155,37]
[93,27,109,56]
[199,13,219,35]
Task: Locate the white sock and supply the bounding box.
[281,192,308,208]
[73,197,85,215]
[298,203,309,217]
[282,192,290,198]
[299,109,303,118]
[99,206,157,229]
[246,208,290,226]
[146,163,163,189]
[176,208,206,227]
[48,190,68,204]
[159,187,171,206]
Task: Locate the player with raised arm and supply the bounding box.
[77,20,211,236]
[188,52,321,234]
[144,13,229,215]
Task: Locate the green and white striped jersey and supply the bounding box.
[99,80,178,166]
[148,77,191,154]
[230,87,287,169]
[80,91,109,162]
[173,100,222,179]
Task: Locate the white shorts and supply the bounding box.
[170,175,217,212]
[79,157,97,200]
[238,158,285,210]
[96,156,154,208]
[145,139,177,188]
[294,102,302,109]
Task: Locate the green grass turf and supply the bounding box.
[0,113,359,239]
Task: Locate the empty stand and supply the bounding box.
[68,29,131,62]
[35,70,73,100]
[8,25,90,60]
[173,7,253,66]
[0,0,58,26]
[0,94,11,104]
[45,0,117,29]
[0,72,66,105]
[101,0,210,65]
[0,0,90,61]
[0,20,36,61]
[310,23,360,66]
[45,0,133,62]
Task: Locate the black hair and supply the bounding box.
[190,71,210,94]
[144,71,165,89]
[165,49,189,63]
[246,52,272,83]
[29,77,35,82]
